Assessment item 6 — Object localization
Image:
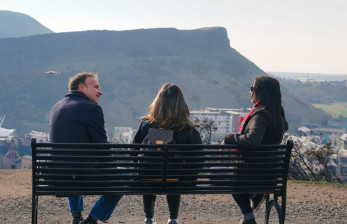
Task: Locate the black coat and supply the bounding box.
[224,106,285,149]
[224,106,286,186]
[133,119,202,145]
[49,91,107,143]
[133,119,202,182]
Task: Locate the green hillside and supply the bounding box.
[279,78,347,104]
[313,102,347,118]
[0,28,326,135]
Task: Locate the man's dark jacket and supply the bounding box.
[49,91,107,143]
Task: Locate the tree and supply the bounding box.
[194,117,218,144]
[305,141,335,182]
[283,133,338,182]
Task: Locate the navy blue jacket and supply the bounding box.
[49,91,107,143]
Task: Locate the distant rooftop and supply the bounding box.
[191,107,249,115]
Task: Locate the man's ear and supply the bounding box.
[77,83,85,92]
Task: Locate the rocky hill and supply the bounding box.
[0,10,53,38]
[0,26,326,135]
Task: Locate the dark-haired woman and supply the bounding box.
[223,75,288,224]
[133,82,202,224]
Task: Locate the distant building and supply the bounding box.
[297,121,345,146]
[29,130,49,142]
[190,107,248,142]
[0,138,32,169]
[310,126,345,145]
[297,77,314,83]
[0,115,15,138]
[311,126,345,136]
[299,122,321,130]
[329,80,347,87]
[336,134,347,151]
[337,149,347,183]
[1,140,21,169]
[297,126,311,134]
[328,118,347,133]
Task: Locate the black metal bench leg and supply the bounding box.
[32,194,38,224]
[264,194,271,224]
[265,194,284,224]
[280,194,286,224]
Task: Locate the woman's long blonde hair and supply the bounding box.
[141,82,199,130]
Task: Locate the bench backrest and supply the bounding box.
[31,139,293,196]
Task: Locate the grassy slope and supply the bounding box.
[312,102,347,118]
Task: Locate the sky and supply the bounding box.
[1,0,347,74]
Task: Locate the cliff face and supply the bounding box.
[0,10,53,39]
[0,27,231,68]
[0,27,325,135]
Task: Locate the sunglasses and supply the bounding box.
[250,86,255,92]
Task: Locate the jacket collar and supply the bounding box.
[65,90,89,100]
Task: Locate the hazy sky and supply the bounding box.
[1,0,347,74]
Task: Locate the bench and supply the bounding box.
[31,138,293,224]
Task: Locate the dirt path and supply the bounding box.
[0,170,346,224]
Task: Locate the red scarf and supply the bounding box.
[238,101,260,133]
[231,102,260,157]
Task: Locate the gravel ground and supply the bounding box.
[0,170,346,224]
